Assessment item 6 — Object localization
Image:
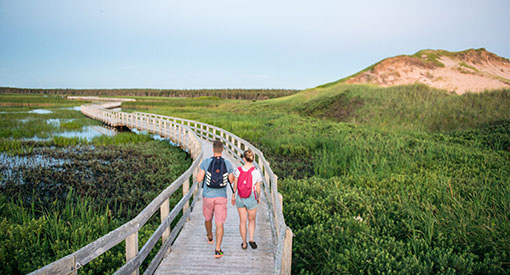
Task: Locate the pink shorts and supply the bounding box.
[202,197,227,224]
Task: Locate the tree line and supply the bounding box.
[0,87,300,100]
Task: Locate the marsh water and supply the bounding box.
[1,106,182,182]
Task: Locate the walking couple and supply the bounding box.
[196,140,262,258]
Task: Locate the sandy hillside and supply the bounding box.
[343,48,510,94]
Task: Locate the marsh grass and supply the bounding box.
[121,84,510,273]
[1,98,192,274]
[2,89,509,273]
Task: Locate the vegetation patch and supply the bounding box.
[1,87,300,100]
[2,89,510,273]
[0,100,192,274]
[0,137,191,274]
[297,90,364,122]
[119,84,510,273]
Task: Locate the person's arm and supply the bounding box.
[231,177,238,206]
[228,173,235,185]
[196,169,205,184]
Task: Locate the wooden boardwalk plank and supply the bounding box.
[155,139,275,275]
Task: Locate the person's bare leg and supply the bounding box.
[248,208,257,242]
[205,220,213,240]
[238,207,248,246]
[215,223,224,251]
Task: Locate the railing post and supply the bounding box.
[264,170,270,187]
[281,227,293,275]
[183,178,190,217]
[273,175,279,235]
[258,157,264,174]
[125,232,139,275]
[278,192,283,213]
[160,198,170,244]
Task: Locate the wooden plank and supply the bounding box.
[28,255,76,275]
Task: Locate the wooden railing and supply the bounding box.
[31,100,292,275]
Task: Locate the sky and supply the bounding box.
[1,0,509,89]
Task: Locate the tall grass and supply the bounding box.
[121,85,510,273]
[2,87,509,273]
[1,102,192,274]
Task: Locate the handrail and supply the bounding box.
[31,99,292,275]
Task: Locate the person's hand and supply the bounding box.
[257,198,260,204]
[231,196,236,206]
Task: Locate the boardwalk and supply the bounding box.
[156,140,275,274]
[31,99,291,275]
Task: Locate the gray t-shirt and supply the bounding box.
[200,157,234,198]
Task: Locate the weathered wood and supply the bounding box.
[160,198,170,244]
[115,182,198,275]
[183,178,190,216]
[144,203,193,275]
[278,192,284,214]
[126,232,139,275]
[281,227,293,275]
[28,255,76,275]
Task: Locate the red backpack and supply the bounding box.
[237,167,256,199]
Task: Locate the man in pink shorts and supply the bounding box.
[196,140,234,258]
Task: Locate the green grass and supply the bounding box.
[121,84,510,273]
[0,99,193,274]
[2,89,509,273]
[0,93,85,107]
[0,104,101,139]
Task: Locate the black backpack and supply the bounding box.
[205,157,230,189]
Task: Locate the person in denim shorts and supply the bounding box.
[231,149,262,250]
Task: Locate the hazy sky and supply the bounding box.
[1,0,509,89]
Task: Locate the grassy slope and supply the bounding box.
[123,83,510,273]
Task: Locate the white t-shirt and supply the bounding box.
[234,166,263,184]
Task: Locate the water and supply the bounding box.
[22,124,117,141]
[60,106,81,112]
[0,153,71,184]
[130,128,180,147]
[54,125,116,140]
[1,107,80,114]
[29,109,53,114]
[45,118,76,127]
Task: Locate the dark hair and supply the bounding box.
[243,149,254,163]
[213,140,223,153]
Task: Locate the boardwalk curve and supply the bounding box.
[30,99,292,275]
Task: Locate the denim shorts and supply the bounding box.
[235,192,258,210]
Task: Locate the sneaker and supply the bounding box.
[215,249,224,259]
[248,241,257,249]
